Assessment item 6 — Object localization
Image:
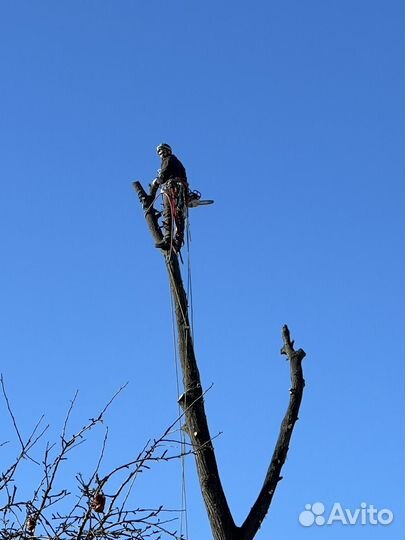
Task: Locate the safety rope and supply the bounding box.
[165,185,192,539]
[169,287,189,539]
[181,209,195,538]
[144,191,163,215]
[152,179,208,537]
[186,212,195,339]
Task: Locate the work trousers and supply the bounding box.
[161,178,188,247]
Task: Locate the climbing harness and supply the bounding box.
[157,181,213,259]
[163,179,187,253]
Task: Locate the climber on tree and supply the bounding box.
[148,143,188,251]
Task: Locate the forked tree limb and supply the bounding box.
[240,325,306,539]
[133,181,306,540]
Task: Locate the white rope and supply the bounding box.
[166,196,190,539]
[169,275,189,539]
[186,213,195,339]
[165,187,195,539]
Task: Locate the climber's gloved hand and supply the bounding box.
[145,178,161,209]
[151,177,161,188]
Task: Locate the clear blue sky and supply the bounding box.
[0,1,403,539]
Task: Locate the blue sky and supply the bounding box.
[0,1,404,539]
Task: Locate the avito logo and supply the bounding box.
[299,502,394,527]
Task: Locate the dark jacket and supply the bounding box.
[158,154,187,183]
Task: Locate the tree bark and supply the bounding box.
[240,325,306,539]
[133,181,237,539]
[133,181,306,540]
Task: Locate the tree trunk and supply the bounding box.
[133,181,306,540]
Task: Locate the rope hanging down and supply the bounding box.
[169,286,189,539]
[135,173,212,537]
[167,205,196,539]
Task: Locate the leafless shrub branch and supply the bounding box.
[0,377,212,540]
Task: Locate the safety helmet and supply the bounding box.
[156,143,172,156]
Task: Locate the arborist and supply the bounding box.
[148,143,188,251]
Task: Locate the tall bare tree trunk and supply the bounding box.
[133,181,306,540]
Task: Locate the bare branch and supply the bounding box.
[240,325,306,540]
[1,384,186,540]
[1,374,24,449]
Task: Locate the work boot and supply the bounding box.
[155,237,171,250]
[173,234,183,252]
